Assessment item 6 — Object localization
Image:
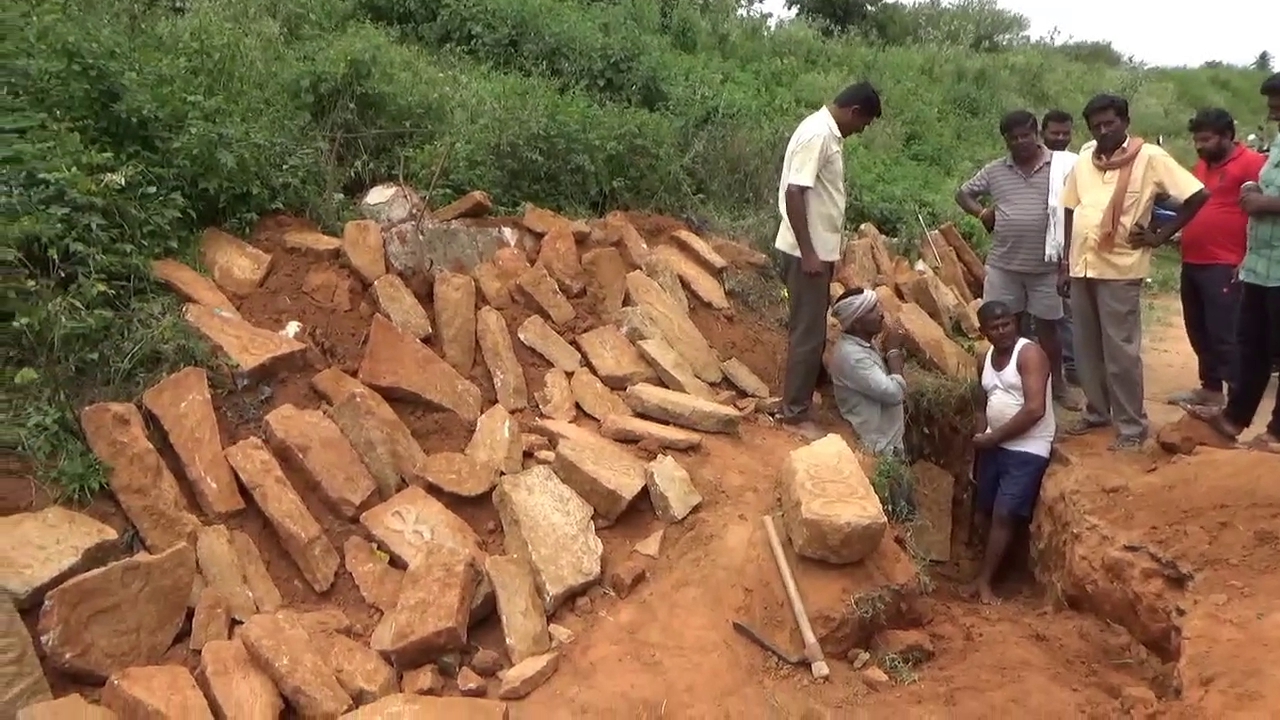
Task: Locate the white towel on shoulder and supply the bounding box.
[1045,150,1079,262]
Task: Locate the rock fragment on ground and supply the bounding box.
[497,652,560,700]
[101,666,213,719]
[358,314,482,424]
[1156,413,1237,455]
[537,226,586,296]
[434,190,492,221]
[189,587,231,650]
[570,368,631,421]
[651,244,730,310]
[142,366,244,518]
[264,403,378,518]
[342,219,387,284]
[326,382,427,499]
[239,613,352,717]
[646,454,702,522]
[456,667,488,697]
[421,452,499,498]
[229,530,283,613]
[535,369,577,421]
[575,325,659,389]
[779,434,888,564]
[551,438,648,521]
[485,555,551,665]
[313,632,399,705]
[633,529,664,558]
[200,227,272,296]
[605,560,648,599]
[371,541,478,667]
[360,486,484,567]
[14,694,116,720]
[343,536,403,612]
[2,595,51,716]
[338,694,509,719]
[401,666,443,696]
[359,183,423,225]
[600,414,702,450]
[624,271,722,382]
[517,264,575,326]
[493,466,603,612]
[668,229,729,273]
[623,383,740,434]
[0,507,118,609]
[197,638,284,720]
[516,315,582,372]
[79,402,201,553]
[225,437,340,593]
[37,543,196,681]
[467,404,523,478]
[720,357,770,398]
[476,305,529,411]
[371,274,433,339]
[194,524,259,621]
[636,336,715,399]
[151,258,239,317]
[183,303,307,377]
[548,623,575,648]
[581,246,628,320]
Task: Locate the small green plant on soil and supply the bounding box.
[872,453,916,523]
[879,652,922,685]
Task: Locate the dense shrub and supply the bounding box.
[5,0,1270,496]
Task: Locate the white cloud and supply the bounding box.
[754,0,1277,68]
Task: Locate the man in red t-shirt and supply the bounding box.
[1170,108,1268,408]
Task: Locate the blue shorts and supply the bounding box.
[976,447,1050,520]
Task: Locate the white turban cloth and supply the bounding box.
[832,291,879,328]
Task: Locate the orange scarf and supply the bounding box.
[1092,137,1145,251]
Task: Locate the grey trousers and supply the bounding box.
[1070,277,1148,438]
[779,252,834,422]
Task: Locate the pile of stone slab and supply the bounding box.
[829,222,987,379]
[4,188,785,719]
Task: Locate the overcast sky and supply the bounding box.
[754,0,1277,68]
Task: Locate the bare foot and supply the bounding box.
[783,420,825,442]
[976,583,1001,605]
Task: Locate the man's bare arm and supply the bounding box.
[784,185,817,260]
[955,188,986,217]
[983,344,1049,445]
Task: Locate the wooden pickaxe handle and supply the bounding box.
[763,514,830,680]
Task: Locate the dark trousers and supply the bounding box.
[1180,263,1241,393]
[779,252,834,422]
[1224,282,1280,437]
[1022,307,1075,374]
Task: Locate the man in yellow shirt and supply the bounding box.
[1059,94,1209,450]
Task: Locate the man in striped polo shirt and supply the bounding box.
[956,110,1079,410]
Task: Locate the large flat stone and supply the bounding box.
[643,256,688,314]
[496,652,559,700]
[434,190,493,222]
[575,325,658,390]
[197,638,285,720]
[311,367,366,404]
[467,404,523,478]
[142,366,245,518]
[339,694,509,720]
[101,666,213,720]
[516,316,581,372]
[550,439,647,522]
[476,306,528,411]
[645,454,702,522]
[200,227,272,296]
[371,541,479,667]
[433,270,478,375]
[189,587,231,650]
[517,264,575,327]
[151,259,240,317]
[326,383,427,500]
[419,452,496,498]
[386,221,512,276]
[79,402,200,553]
[37,543,196,681]
[602,214,651,267]
[668,229,729,273]
[229,530,283,613]
[534,369,576,421]
[599,415,702,450]
[14,694,116,720]
[473,261,513,309]
[1,507,118,609]
[522,204,589,239]
[651,244,729,310]
[342,219,387,284]
[264,403,378,518]
[484,555,551,665]
[359,486,483,568]
[536,226,585,297]
[493,466,603,612]
[894,302,972,378]
[239,613,352,717]
[721,357,770,398]
[183,304,307,378]
[195,524,259,621]
[779,434,888,564]
[282,228,342,259]
[636,337,715,399]
[372,274,433,340]
[2,594,51,716]
[225,437,340,593]
[569,368,631,421]
[358,315,482,424]
[622,383,740,434]
[624,271,722,382]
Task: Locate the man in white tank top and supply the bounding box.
[967,300,1056,605]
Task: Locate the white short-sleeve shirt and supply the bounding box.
[775,107,846,262]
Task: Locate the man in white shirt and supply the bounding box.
[775,81,883,440]
[968,300,1055,604]
[1040,110,1080,385]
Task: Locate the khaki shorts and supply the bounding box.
[983,266,1063,321]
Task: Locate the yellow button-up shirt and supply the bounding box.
[1061,139,1204,280]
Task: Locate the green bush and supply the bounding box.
[6,0,1270,497]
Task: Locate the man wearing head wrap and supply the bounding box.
[827,287,907,456]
